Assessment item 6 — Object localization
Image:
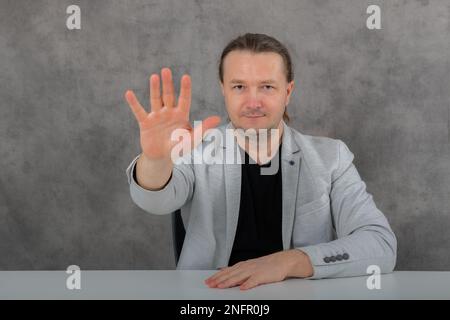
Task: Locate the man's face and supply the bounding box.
[220,50,294,131]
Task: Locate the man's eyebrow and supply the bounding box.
[260,79,278,84]
[229,79,278,84]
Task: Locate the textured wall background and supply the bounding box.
[0,0,449,270]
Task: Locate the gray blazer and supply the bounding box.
[125,120,397,279]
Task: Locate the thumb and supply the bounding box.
[201,115,222,133]
[191,115,221,149]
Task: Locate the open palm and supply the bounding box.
[125,68,221,162]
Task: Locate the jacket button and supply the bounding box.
[336,254,343,261]
[323,257,330,263]
[330,256,336,262]
[289,160,295,165]
[342,253,349,260]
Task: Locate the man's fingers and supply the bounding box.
[205,262,242,285]
[217,272,251,289]
[150,74,162,112]
[240,276,260,290]
[161,67,175,108]
[177,74,191,112]
[125,90,147,123]
[206,268,234,285]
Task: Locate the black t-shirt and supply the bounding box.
[228,143,283,266]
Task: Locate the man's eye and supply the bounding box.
[232,85,244,90]
[263,85,274,90]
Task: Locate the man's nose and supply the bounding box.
[245,88,262,108]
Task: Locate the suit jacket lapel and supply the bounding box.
[280,121,302,250]
[222,122,243,266]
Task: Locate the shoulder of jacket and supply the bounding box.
[289,127,345,172]
[290,127,341,155]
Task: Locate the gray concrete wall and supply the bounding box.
[0,0,449,270]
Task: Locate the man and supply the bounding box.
[124,33,397,290]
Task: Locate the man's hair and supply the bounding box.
[218,33,294,123]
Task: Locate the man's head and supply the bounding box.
[219,33,295,131]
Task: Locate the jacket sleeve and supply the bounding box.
[125,154,195,215]
[297,140,397,279]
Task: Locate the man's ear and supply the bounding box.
[220,82,225,96]
[285,81,295,105]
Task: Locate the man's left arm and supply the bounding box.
[296,139,397,280]
[205,140,397,289]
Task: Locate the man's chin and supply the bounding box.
[238,116,270,129]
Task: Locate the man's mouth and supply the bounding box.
[244,114,265,118]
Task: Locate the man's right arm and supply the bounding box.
[124,68,220,215]
[135,153,173,191]
[126,154,195,215]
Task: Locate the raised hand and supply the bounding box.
[125,68,221,163]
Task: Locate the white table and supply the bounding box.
[0,271,449,300]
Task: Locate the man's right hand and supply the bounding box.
[125,68,221,163]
